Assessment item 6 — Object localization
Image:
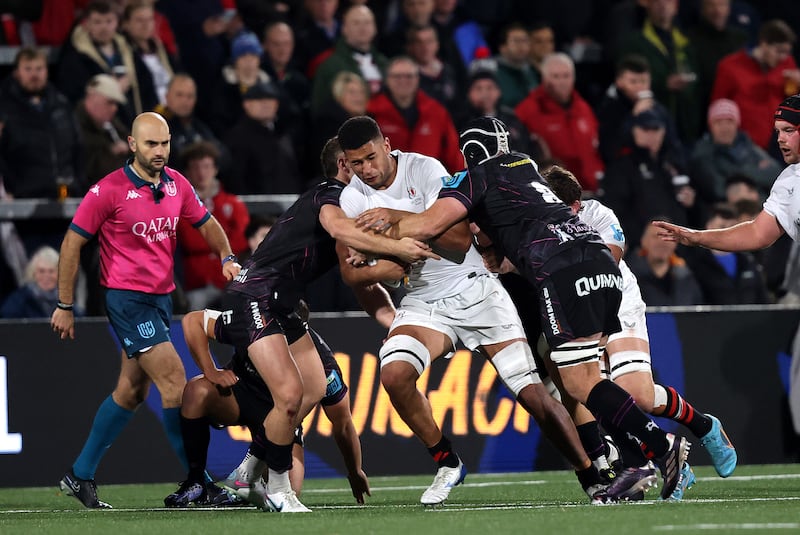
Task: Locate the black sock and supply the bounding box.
[605,426,648,468]
[655,384,713,438]
[179,415,210,482]
[585,379,669,459]
[576,421,605,461]
[575,465,603,491]
[263,437,293,472]
[249,426,267,459]
[428,436,460,468]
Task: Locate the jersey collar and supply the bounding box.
[123,158,175,188]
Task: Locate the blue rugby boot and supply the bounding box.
[699,414,737,477]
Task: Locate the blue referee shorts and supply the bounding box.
[105,289,172,357]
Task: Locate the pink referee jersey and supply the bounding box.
[70,163,210,294]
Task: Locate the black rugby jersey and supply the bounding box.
[438,152,605,280]
[226,179,345,305]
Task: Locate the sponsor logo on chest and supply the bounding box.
[131,216,179,243]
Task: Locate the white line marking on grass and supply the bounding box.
[304,479,546,494]
[696,474,800,482]
[653,523,800,531]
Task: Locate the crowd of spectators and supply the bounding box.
[1,0,799,317]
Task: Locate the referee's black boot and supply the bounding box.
[59,469,112,509]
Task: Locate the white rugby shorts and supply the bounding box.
[390,274,526,351]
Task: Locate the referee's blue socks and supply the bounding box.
[163,407,190,472]
[73,395,134,480]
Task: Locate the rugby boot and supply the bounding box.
[699,414,737,477]
[59,469,112,509]
[420,459,467,505]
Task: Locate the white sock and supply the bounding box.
[266,468,291,494]
[238,452,267,484]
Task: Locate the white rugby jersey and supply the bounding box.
[578,199,639,295]
[763,164,800,242]
[340,150,488,301]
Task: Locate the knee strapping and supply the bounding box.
[542,375,562,402]
[204,309,222,333]
[550,340,600,368]
[608,350,652,380]
[379,334,431,376]
[491,341,541,396]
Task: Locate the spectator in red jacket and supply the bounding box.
[367,56,462,173]
[515,52,604,192]
[711,19,800,150]
[177,141,249,310]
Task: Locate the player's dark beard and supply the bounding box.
[135,152,166,177]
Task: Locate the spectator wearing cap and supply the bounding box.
[223,82,302,195]
[515,52,603,192]
[310,4,388,114]
[454,70,538,158]
[177,141,249,310]
[76,74,130,185]
[596,54,685,166]
[602,108,705,253]
[690,98,782,204]
[711,20,800,152]
[206,31,273,137]
[367,56,463,173]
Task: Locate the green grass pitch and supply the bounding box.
[1,464,799,534]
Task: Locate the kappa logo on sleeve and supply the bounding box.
[442,171,467,189]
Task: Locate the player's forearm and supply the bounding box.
[56,231,83,304]
[199,216,234,260]
[181,312,219,375]
[329,216,406,258]
[332,418,363,475]
[342,260,407,287]
[430,219,471,252]
[352,284,396,329]
[694,220,774,251]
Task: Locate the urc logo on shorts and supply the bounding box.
[574,274,623,296]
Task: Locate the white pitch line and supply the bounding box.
[653,523,800,531]
[304,479,546,494]
[696,473,800,482]
[3,495,800,515]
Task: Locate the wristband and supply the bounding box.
[221,254,237,266]
[57,302,74,311]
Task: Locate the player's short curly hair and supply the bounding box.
[542,165,582,206]
[337,116,382,151]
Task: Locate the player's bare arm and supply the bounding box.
[51,229,88,340]
[336,241,408,287]
[197,215,240,280]
[319,204,440,264]
[388,197,468,241]
[653,210,784,251]
[323,396,371,504]
[358,206,471,254]
[181,310,238,389]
